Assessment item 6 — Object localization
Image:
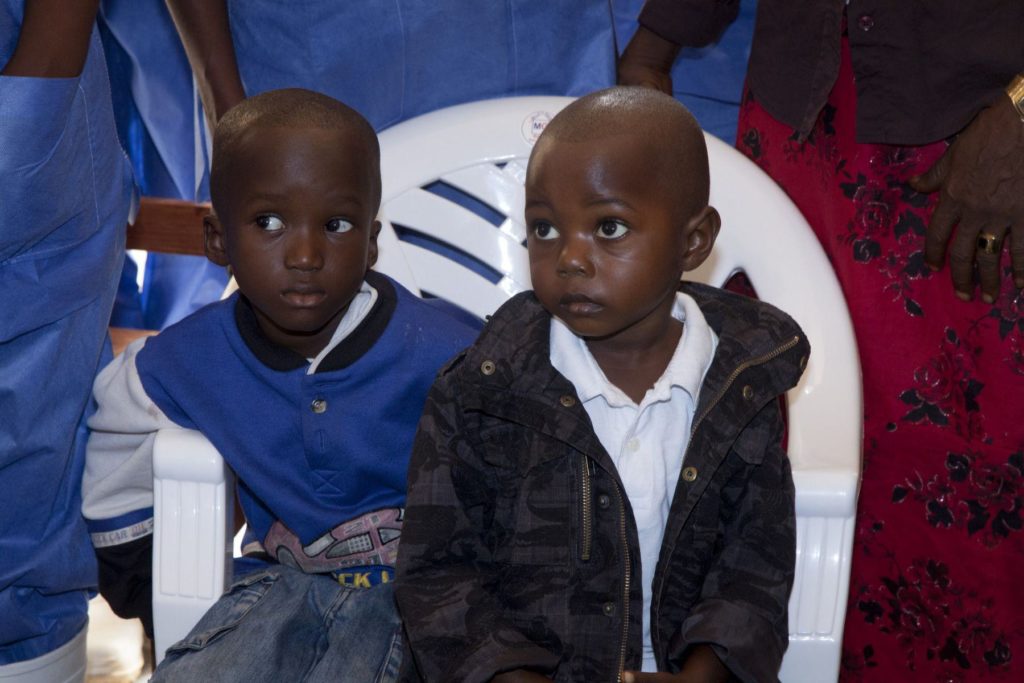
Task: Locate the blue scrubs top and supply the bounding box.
[0,2,133,663]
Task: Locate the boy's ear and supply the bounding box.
[681,206,721,272]
[366,219,382,269]
[204,213,230,267]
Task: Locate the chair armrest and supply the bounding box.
[152,427,234,665]
[783,462,860,682]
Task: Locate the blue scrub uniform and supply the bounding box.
[99,0,618,329]
[0,2,133,664]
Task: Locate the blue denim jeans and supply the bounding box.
[152,566,405,682]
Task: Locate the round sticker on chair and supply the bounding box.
[522,111,552,145]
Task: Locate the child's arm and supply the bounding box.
[658,400,795,682]
[395,381,560,683]
[82,339,177,637]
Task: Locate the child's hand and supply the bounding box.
[622,645,729,683]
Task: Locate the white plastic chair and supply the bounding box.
[152,96,862,681]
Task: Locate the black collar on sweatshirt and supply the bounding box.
[232,270,397,373]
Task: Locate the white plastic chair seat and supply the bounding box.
[152,97,861,681]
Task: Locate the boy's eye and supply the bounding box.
[597,220,629,239]
[532,222,560,241]
[255,215,284,232]
[326,218,354,233]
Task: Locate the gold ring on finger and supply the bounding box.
[977,232,1001,255]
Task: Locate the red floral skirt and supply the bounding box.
[736,32,1024,683]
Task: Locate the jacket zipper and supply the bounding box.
[690,335,801,438]
[580,455,593,562]
[614,480,630,683]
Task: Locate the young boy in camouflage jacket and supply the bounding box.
[397,87,808,683]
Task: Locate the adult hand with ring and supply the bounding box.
[910,91,1024,303]
[975,229,1009,303]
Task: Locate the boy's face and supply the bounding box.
[525,131,717,345]
[205,125,381,358]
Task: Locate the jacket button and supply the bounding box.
[682,466,698,482]
[858,14,874,31]
[480,360,496,375]
[742,385,754,401]
[311,398,327,414]
[602,601,616,617]
[597,494,610,509]
[799,355,808,371]
[559,395,576,408]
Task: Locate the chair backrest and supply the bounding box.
[374,96,862,682]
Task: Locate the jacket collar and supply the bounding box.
[455,281,808,465]
[463,282,806,404]
[458,280,806,456]
[683,282,808,427]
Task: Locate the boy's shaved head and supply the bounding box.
[536,86,710,209]
[211,88,381,211]
[525,85,721,353]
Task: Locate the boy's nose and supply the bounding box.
[556,236,592,277]
[284,229,324,271]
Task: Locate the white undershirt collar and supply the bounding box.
[306,280,378,374]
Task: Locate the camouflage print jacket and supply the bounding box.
[396,283,810,683]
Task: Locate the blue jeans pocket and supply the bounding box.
[163,569,279,654]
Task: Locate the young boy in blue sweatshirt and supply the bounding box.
[396,87,809,683]
[81,88,477,679]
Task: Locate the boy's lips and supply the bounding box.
[559,292,603,315]
[282,286,326,307]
